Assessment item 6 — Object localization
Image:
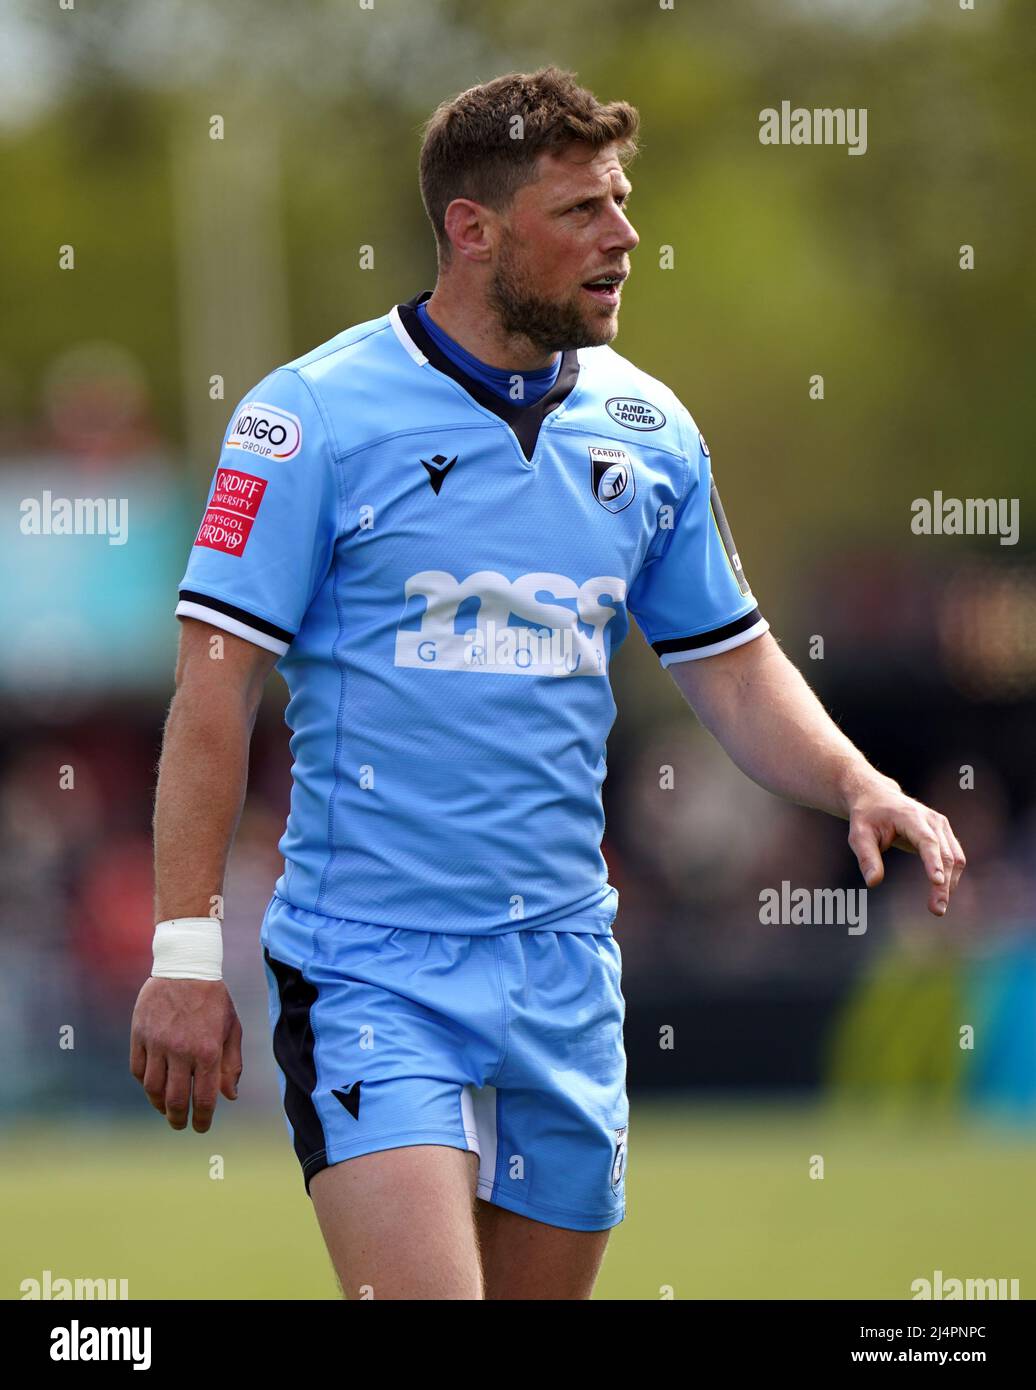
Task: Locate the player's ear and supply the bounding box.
[442,198,494,263]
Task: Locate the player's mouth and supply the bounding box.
[581,272,627,306]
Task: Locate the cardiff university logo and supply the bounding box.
[395,570,626,677]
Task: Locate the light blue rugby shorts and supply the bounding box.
[260,892,629,1232]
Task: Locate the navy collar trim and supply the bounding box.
[396,291,580,462]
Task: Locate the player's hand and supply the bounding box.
[129,977,243,1133]
[846,779,966,916]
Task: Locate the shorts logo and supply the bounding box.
[590,446,636,513]
[331,1081,362,1120]
[611,1126,628,1190]
[194,469,267,556]
[226,400,303,461]
[605,397,666,431]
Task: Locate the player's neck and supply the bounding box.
[424,283,560,374]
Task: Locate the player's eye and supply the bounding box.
[568,193,630,215]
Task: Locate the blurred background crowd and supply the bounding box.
[1,0,1034,1130]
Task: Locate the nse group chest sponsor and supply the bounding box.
[393,569,627,676]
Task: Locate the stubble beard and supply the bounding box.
[486,233,618,356]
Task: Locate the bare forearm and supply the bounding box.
[152,689,253,922]
[671,633,895,819]
[669,631,965,914]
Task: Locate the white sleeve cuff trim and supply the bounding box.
[659,616,770,667]
[175,601,291,657]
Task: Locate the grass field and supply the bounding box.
[3,1100,1034,1300]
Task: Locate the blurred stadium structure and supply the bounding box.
[0,0,1034,1296]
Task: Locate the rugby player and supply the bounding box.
[130,67,966,1300]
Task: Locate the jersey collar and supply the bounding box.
[392,291,580,463]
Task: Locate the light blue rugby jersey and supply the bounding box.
[176,290,769,934]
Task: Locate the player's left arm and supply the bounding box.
[627,407,965,914]
[667,631,966,916]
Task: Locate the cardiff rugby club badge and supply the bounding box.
[590,445,636,513]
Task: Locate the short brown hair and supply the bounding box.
[419,66,640,262]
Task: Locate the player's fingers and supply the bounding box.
[141,1050,168,1114]
[929,827,955,916]
[164,1057,193,1130]
[911,826,945,886]
[937,821,959,900]
[190,1054,221,1134]
[911,825,949,915]
[219,1016,243,1102]
[129,1033,147,1085]
[848,823,884,887]
[943,818,967,894]
[940,817,967,895]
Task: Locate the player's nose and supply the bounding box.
[606,208,639,255]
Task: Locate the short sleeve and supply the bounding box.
[628,413,769,666]
[175,369,338,656]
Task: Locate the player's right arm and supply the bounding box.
[132,367,338,1133]
[130,618,277,1133]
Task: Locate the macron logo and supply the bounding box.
[421,453,458,495]
[332,1081,362,1119]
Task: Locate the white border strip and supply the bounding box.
[465,1084,498,1200]
[388,304,428,365]
[175,600,291,657]
[460,1084,481,1155]
[659,616,769,667]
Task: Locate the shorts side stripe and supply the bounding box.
[264,948,327,1183]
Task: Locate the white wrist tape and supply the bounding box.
[152,917,223,981]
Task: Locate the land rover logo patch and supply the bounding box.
[605,397,666,431]
[590,446,636,513]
